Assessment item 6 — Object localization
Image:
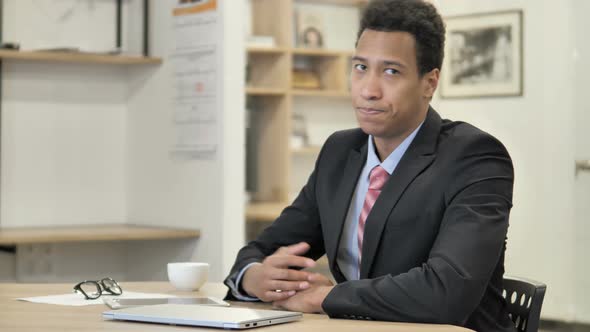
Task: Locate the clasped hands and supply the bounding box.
[241,242,334,313]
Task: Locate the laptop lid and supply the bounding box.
[103,303,303,329]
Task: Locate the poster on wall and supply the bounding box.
[170,0,220,160]
[440,10,523,98]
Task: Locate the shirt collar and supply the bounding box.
[366,121,424,176]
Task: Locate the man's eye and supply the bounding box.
[385,68,399,75]
[353,63,367,71]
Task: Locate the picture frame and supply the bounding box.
[440,10,523,98]
[295,8,325,48]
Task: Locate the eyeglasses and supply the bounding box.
[73,277,123,300]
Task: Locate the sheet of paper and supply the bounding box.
[17,291,175,307]
[170,0,220,160]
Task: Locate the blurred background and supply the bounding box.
[0,0,587,330]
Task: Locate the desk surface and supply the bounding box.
[0,282,473,332]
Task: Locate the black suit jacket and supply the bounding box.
[225,108,517,332]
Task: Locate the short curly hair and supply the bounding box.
[357,0,445,76]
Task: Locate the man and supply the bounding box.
[225,0,516,331]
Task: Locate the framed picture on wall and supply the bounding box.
[440,10,523,98]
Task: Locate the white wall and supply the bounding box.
[1,0,118,51]
[1,0,128,227]
[572,0,590,323]
[220,0,247,277]
[435,0,580,321]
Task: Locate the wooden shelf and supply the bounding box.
[246,202,289,222]
[0,224,200,245]
[291,89,350,97]
[292,48,353,58]
[247,47,288,55]
[246,87,288,96]
[292,146,321,155]
[0,50,162,65]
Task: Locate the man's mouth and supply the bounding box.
[357,107,384,115]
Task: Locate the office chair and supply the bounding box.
[503,275,547,332]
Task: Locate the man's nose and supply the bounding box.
[360,74,382,100]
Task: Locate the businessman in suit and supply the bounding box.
[224,0,516,331]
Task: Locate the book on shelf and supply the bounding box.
[292,69,321,89]
[246,35,276,49]
[291,113,310,149]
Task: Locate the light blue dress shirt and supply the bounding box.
[233,122,423,299]
[336,123,423,280]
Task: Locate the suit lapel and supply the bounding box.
[326,144,367,279]
[359,108,442,278]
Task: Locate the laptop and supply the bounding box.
[103,303,303,329]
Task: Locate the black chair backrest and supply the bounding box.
[503,275,547,332]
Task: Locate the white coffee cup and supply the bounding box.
[167,262,209,291]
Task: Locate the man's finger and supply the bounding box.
[275,242,310,256]
[308,273,333,285]
[269,267,311,282]
[261,290,295,302]
[266,255,315,269]
[267,280,310,292]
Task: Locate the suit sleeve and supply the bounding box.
[321,133,514,324]
[224,142,329,300]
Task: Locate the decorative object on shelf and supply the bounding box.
[295,8,325,48]
[440,10,523,98]
[246,35,276,48]
[291,113,310,149]
[292,69,321,89]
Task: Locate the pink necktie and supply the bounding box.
[357,165,390,265]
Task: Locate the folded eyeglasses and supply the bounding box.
[73,277,123,300]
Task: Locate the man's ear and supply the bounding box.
[422,68,440,99]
